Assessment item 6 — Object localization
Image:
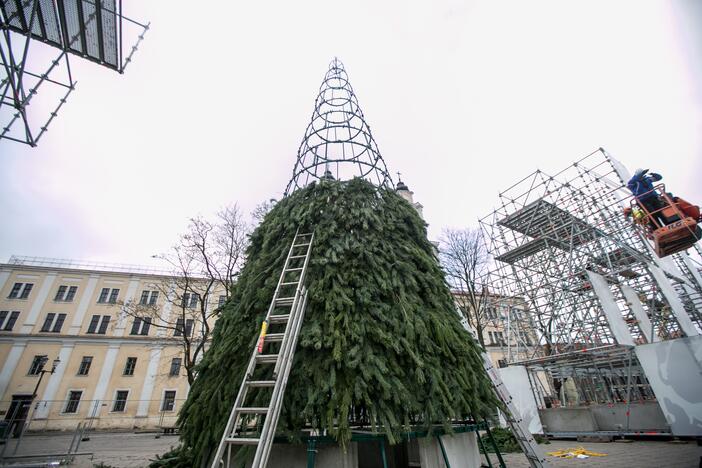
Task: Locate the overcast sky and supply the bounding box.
[1,0,700,267]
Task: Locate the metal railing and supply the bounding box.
[1,397,186,438]
[6,255,175,277]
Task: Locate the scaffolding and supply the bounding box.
[479,148,702,414]
[0,0,148,146]
[284,58,393,196]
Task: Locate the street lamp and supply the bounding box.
[31,356,60,399]
[2,356,60,455]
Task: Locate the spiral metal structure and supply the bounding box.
[285,58,393,196]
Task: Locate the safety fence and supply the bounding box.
[1,397,187,436]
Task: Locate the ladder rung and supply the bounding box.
[256,354,279,364]
[269,314,290,324]
[236,407,269,414]
[264,333,284,342]
[276,297,295,304]
[293,243,310,247]
[281,281,299,286]
[290,255,306,259]
[225,437,260,445]
[285,267,303,272]
[246,380,276,387]
[297,233,313,236]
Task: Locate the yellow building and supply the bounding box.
[0,257,225,433]
[452,291,541,366]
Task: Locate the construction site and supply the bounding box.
[479,149,702,441]
[2,2,702,468]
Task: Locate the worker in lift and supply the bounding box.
[627,168,666,226]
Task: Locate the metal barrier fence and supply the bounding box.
[1,397,187,436]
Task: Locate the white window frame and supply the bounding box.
[40,313,67,333]
[129,317,152,336]
[160,389,177,412]
[168,357,182,377]
[140,290,159,306]
[27,355,48,375]
[76,356,93,376]
[54,285,78,302]
[97,287,120,304]
[123,357,138,376]
[86,315,111,334]
[61,388,85,415]
[0,310,20,331]
[182,292,199,309]
[110,389,130,413]
[8,282,33,300]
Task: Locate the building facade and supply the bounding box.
[0,257,224,433]
[452,291,541,367]
[0,229,544,436]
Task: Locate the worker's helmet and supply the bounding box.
[634,168,648,177]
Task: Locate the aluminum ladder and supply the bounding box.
[480,353,551,468]
[211,230,314,468]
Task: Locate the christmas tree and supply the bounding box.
[169,59,498,466]
[178,178,498,465]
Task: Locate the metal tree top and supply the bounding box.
[284,58,394,196]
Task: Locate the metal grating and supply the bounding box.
[57,0,118,69]
[495,238,566,264]
[0,0,119,69]
[0,0,63,47]
[498,199,603,248]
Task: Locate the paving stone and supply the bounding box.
[489,439,702,468]
[4,432,702,467]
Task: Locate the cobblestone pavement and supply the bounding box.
[486,439,701,468]
[2,431,178,467]
[2,432,701,467]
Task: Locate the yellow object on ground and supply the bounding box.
[546,446,608,459]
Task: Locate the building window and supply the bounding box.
[0,311,20,331]
[129,317,152,336]
[109,289,119,303]
[174,318,194,337]
[169,358,182,377]
[161,390,176,411]
[97,288,120,304]
[86,315,111,334]
[64,391,82,413]
[182,292,199,308]
[123,357,137,376]
[28,355,48,375]
[112,390,128,412]
[77,356,93,376]
[8,282,33,299]
[54,285,78,302]
[40,313,66,333]
[485,307,497,320]
[97,288,109,303]
[218,295,226,307]
[139,290,159,306]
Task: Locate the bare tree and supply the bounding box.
[121,205,249,385]
[439,228,491,347]
[251,198,277,225]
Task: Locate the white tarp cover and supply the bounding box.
[498,365,544,434]
[587,271,635,345]
[648,264,699,337]
[418,432,481,468]
[620,285,655,343]
[635,335,702,436]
